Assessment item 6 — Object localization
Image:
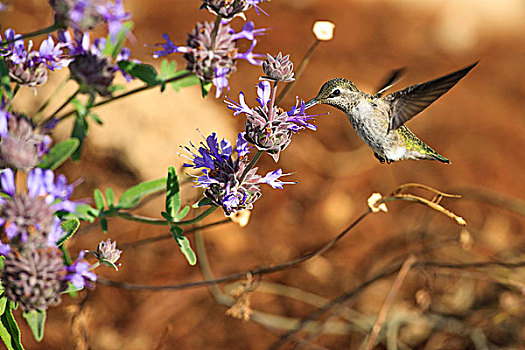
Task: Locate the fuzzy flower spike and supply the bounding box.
[182,132,294,215]
[226,53,317,161]
[153,21,265,98]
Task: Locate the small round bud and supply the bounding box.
[313,21,335,41]
[262,52,295,82]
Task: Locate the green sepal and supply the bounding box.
[165,167,181,219]
[56,218,80,247]
[93,189,105,210]
[193,197,214,208]
[37,138,79,170]
[62,282,82,295]
[117,61,159,86]
[0,301,24,350]
[22,310,45,342]
[105,188,115,208]
[200,80,212,98]
[117,177,167,210]
[170,226,196,266]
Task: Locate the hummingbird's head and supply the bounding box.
[305,78,360,111]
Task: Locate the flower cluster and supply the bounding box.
[49,0,130,41]
[58,31,134,96]
[0,29,70,87]
[0,109,51,171]
[226,54,317,161]
[0,168,96,311]
[183,132,293,215]
[200,0,267,18]
[153,20,264,98]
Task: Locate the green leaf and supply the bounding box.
[0,59,13,99]
[70,204,98,223]
[37,138,79,170]
[117,61,159,86]
[174,205,190,221]
[22,310,45,342]
[71,111,88,161]
[170,70,199,92]
[88,112,103,125]
[56,218,80,246]
[117,177,167,210]
[106,21,134,59]
[105,188,115,208]
[0,297,6,317]
[200,80,212,98]
[165,167,181,219]
[93,189,105,210]
[170,227,196,265]
[0,302,24,350]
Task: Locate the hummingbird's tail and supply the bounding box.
[428,152,450,164]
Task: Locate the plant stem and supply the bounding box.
[35,77,69,117]
[276,39,320,105]
[0,23,61,47]
[114,205,218,226]
[39,88,79,129]
[52,72,194,124]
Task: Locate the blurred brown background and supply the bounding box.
[2,0,525,349]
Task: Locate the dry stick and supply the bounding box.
[270,258,525,349]
[363,255,418,350]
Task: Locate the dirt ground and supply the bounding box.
[2,0,525,349]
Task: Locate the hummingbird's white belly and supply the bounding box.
[349,99,401,159]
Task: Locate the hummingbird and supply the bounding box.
[305,62,478,164]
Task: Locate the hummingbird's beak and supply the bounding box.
[304,98,319,109]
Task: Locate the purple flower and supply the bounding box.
[65,251,97,289]
[182,131,292,215]
[97,0,130,41]
[225,79,317,161]
[0,29,69,87]
[200,0,268,18]
[0,168,78,249]
[50,0,131,39]
[152,20,264,98]
[0,112,52,171]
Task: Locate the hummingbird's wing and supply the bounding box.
[385,62,478,132]
[374,67,405,97]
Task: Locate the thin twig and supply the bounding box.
[52,72,194,123]
[119,218,231,249]
[97,209,372,290]
[364,255,417,350]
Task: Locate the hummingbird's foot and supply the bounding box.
[374,152,386,164]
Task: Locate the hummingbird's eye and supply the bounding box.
[330,89,341,97]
